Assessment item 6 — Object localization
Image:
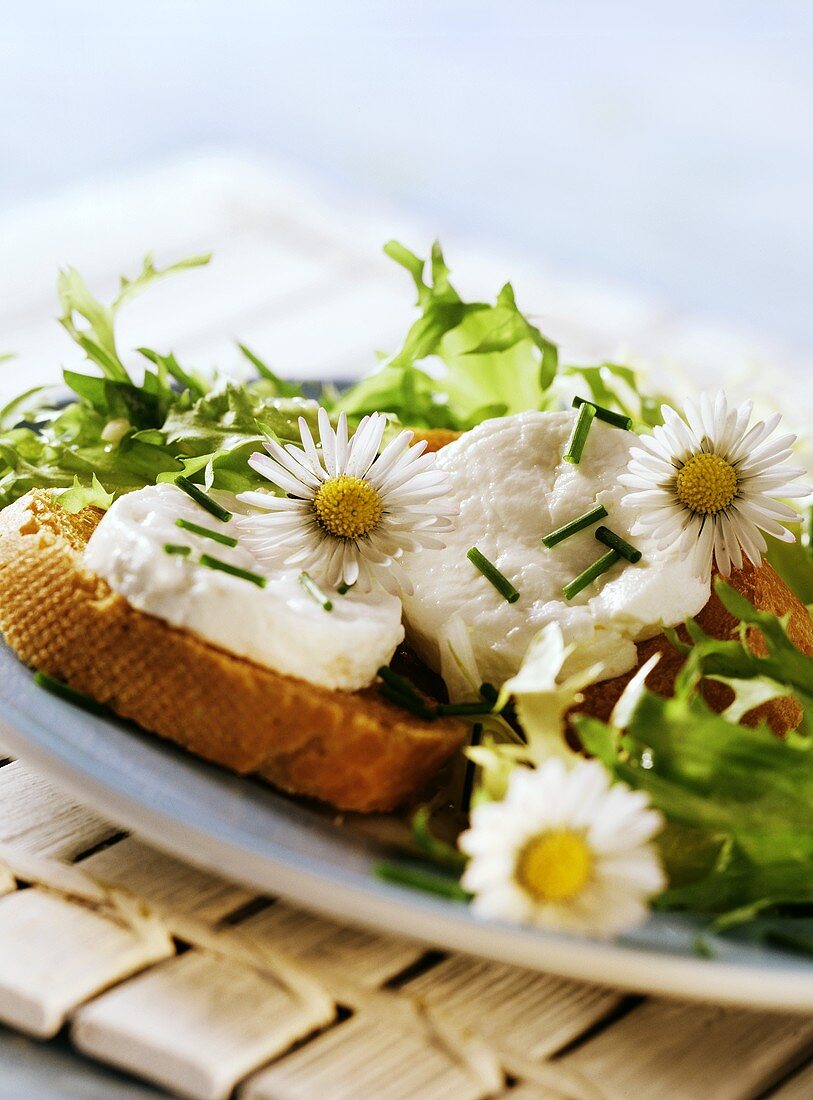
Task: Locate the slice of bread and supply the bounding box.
[0,491,467,813]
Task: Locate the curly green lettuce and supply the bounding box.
[0,255,311,510]
[574,581,813,921]
[330,240,559,429]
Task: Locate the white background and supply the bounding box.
[1,1,812,352]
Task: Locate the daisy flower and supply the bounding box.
[459,759,665,937]
[236,408,456,593]
[619,391,809,577]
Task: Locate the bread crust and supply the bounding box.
[0,492,467,813]
[573,558,813,735]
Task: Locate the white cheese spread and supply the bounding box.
[84,483,404,692]
[400,410,710,687]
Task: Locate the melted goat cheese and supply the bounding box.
[84,483,404,692]
[400,410,710,688]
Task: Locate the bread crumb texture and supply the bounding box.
[0,491,466,812]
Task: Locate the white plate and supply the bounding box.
[1,640,811,1012]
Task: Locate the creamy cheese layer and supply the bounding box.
[84,483,404,692]
[400,410,710,689]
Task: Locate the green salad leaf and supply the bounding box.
[563,361,670,431]
[57,474,115,514]
[58,253,211,383]
[331,240,560,430]
[575,580,813,917]
[0,255,314,511]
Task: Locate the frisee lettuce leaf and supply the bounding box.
[574,580,813,917]
[330,240,560,429]
[0,255,313,511]
[57,474,115,514]
[563,361,669,431]
[57,253,211,383]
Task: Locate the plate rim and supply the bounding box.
[0,681,811,1014]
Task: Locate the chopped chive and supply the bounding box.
[34,671,107,716]
[164,543,192,556]
[542,504,609,548]
[572,396,633,431]
[563,549,621,600]
[595,525,642,564]
[337,581,355,595]
[176,518,238,547]
[378,685,436,721]
[175,476,232,522]
[199,554,267,587]
[299,571,333,611]
[461,723,483,814]
[377,666,424,704]
[435,701,493,717]
[374,861,470,901]
[479,682,499,705]
[563,402,596,464]
[467,547,520,604]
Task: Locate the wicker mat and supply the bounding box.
[0,751,808,1100]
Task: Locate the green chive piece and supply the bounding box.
[572,396,633,430]
[479,682,499,705]
[377,666,423,704]
[461,723,483,814]
[378,685,436,721]
[34,671,107,716]
[176,476,232,522]
[595,525,642,563]
[563,402,596,464]
[542,504,609,548]
[436,701,493,717]
[299,571,333,611]
[176,518,238,547]
[563,549,621,600]
[199,554,267,587]
[164,543,192,557]
[467,547,520,603]
[337,581,355,595]
[374,861,470,901]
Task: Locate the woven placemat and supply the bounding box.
[0,749,810,1100]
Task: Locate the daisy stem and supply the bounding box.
[595,526,642,563]
[299,571,333,611]
[572,395,633,431]
[542,504,608,548]
[175,476,233,522]
[467,547,520,603]
[563,402,597,464]
[563,549,622,600]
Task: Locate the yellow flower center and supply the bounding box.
[675,452,738,515]
[313,475,383,539]
[515,830,593,903]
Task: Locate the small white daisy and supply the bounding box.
[459,759,665,937]
[619,390,809,577]
[236,408,456,593]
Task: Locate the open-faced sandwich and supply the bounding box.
[1,244,811,943]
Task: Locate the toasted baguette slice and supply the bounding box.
[410,428,462,453]
[573,558,813,735]
[0,491,467,813]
